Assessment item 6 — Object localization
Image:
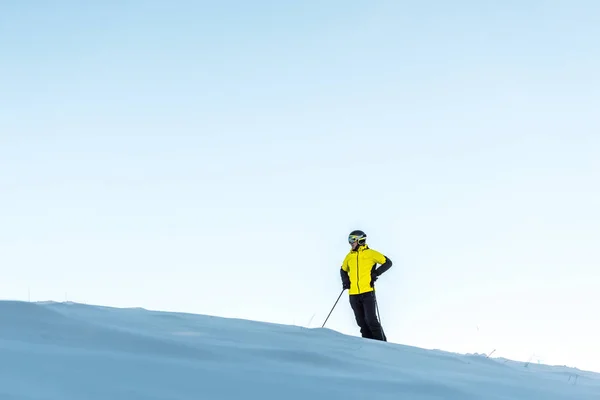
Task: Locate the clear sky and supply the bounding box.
[1,0,599,372]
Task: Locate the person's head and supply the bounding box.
[348,230,366,250]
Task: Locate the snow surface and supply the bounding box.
[0,300,598,400]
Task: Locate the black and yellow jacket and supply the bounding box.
[340,244,392,295]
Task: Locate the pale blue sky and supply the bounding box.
[1,1,599,372]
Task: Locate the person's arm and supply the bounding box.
[372,250,392,276]
[340,267,350,289]
[340,254,350,289]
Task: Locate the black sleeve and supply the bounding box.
[375,256,392,276]
[340,268,350,286]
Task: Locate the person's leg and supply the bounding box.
[349,294,373,339]
[362,291,385,341]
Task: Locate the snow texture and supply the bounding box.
[0,300,598,399]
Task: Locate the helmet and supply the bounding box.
[348,230,366,245]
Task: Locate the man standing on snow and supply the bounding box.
[340,230,392,341]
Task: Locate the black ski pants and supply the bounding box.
[349,291,386,341]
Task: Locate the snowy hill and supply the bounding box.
[0,301,598,399]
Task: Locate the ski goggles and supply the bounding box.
[348,235,365,244]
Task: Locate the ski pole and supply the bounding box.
[321,289,345,328]
[375,297,387,341]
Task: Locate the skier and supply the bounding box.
[340,230,392,341]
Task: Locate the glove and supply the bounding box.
[342,281,350,290]
[371,270,379,286]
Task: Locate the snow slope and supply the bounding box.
[0,301,598,400]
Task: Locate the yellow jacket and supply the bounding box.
[340,245,392,295]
